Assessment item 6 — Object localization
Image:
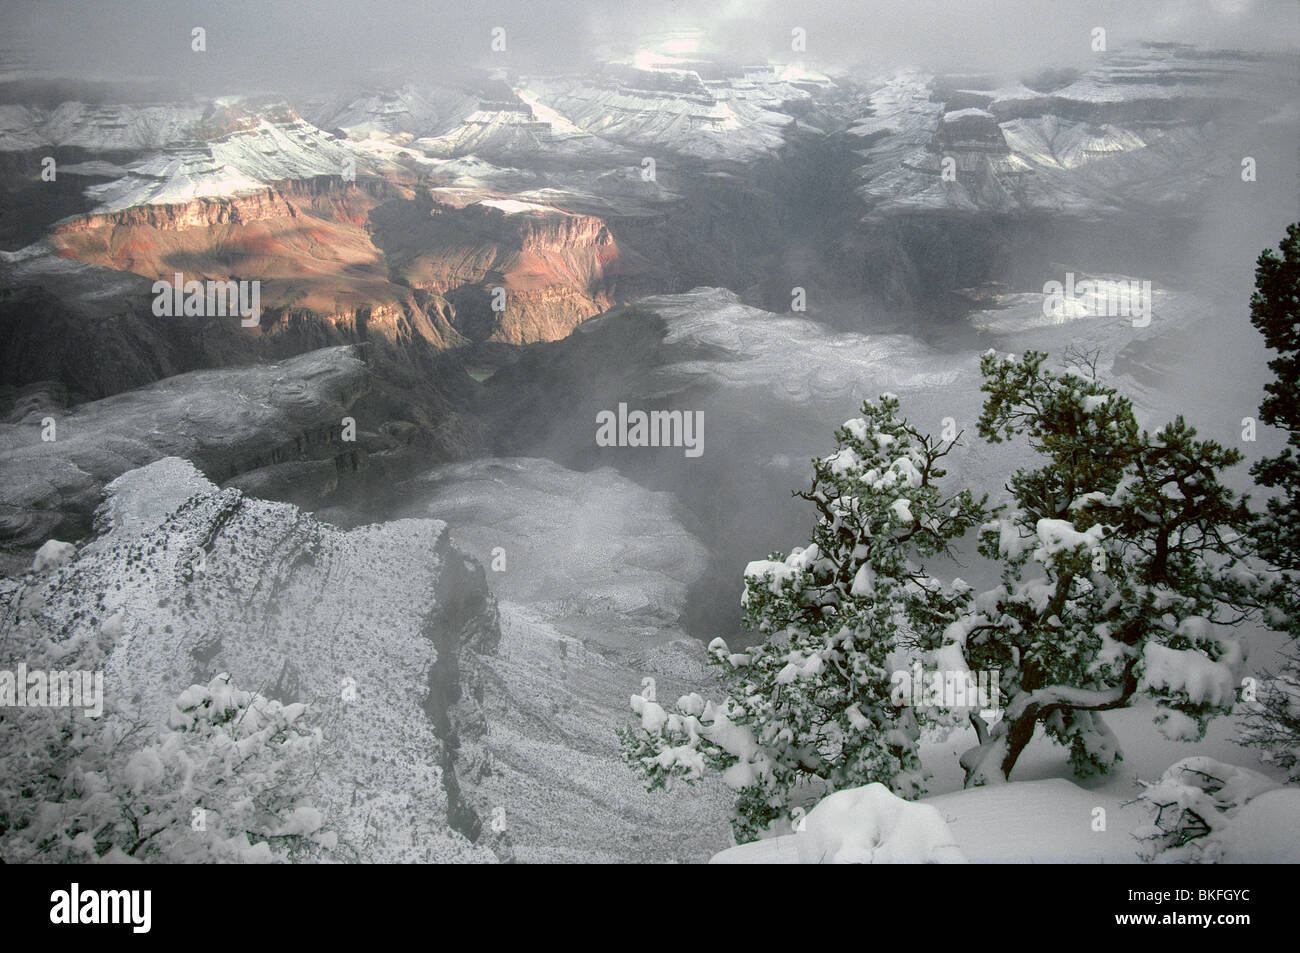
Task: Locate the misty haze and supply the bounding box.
[0,0,1298,874]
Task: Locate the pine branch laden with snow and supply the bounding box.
[0,575,335,863]
[1133,756,1282,863]
[618,393,990,842]
[958,351,1263,787]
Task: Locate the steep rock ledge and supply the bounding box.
[16,457,501,862]
[0,346,372,550]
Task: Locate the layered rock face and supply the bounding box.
[0,245,477,406]
[388,199,630,344]
[522,62,815,162]
[46,181,453,330]
[29,178,628,357]
[1,93,637,364]
[6,43,1291,397]
[0,346,375,550]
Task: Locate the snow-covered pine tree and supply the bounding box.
[957,350,1262,785]
[1241,223,1300,780]
[619,394,988,842]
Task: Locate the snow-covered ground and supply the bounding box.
[715,773,1299,864]
[83,113,367,211]
[712,688,1296,864]
[521,68,800,162]
[0,345,367,548]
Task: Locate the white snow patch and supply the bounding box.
[711,783,966,864]
[32,539,76,573]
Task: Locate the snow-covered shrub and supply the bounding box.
[1133,756,1282,863]
[0,578,333,863]
[619,393,989,842]
[1238,661,1300,781]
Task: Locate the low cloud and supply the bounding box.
[1,0,1295,95]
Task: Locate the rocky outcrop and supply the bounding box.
[0,346,371,549]
[382,199,632,344]
[0,237,474,409]
[934,108,1008,155]
[12,449,736,862]
[42,178,638,351]
[21,456,500,862]
[45,179,455,332]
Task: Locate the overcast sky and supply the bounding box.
[2,0,1297,91]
